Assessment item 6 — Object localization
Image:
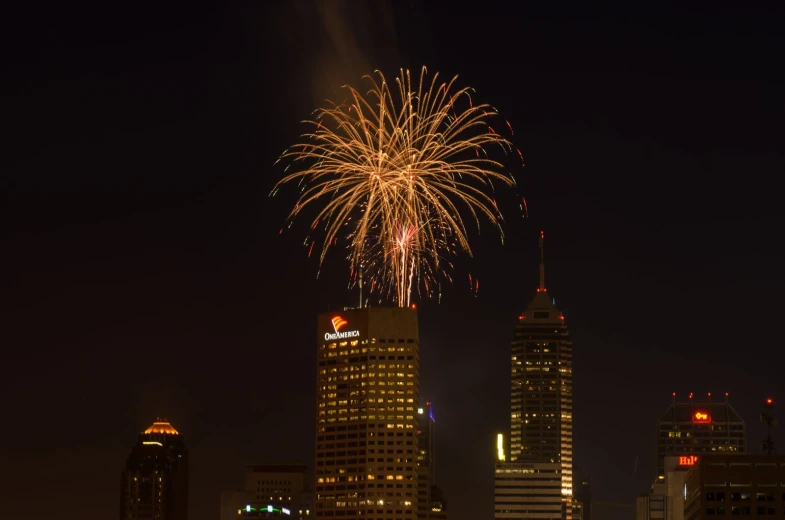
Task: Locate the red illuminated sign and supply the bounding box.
[331,316,348,332]
[679,455,698,466]
[693,411,711,423]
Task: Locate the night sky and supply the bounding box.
[2,2,783,520]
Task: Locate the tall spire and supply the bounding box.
[539,230,545,291]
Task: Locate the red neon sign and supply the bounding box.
[679,455,698,466]
[693,411,711,423]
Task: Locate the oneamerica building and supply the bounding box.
[315,307,420,520]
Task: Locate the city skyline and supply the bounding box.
[2,2,783,520]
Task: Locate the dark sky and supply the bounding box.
[2,2,783,520]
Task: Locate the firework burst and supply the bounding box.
[273,66,523,306]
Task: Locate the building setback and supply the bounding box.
[315,307,420,519]
[120,419,188,520]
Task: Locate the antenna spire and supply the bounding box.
[359,264,364,308]
[539,230,545,290]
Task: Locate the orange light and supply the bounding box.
[411,304,416,309]
[144,421,179,435]
[331,316,348,332]
[519,315,525,320]
[766,398,773,404]
[679,455,698,466]
[559,315,565,320]
[693,411,710,423]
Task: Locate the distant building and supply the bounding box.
[684,454,785,520]
[495,232,574,520]
[636,456,693,520]
[220,465,312,520]
[573,467,591,520]
[314,307,420,519]
[417,401,447,520]
[655,394,745,478]
[120,418,188,520]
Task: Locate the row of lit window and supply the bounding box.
[321,344,415,353]
[320,364,415,373]
[320,400,415,407]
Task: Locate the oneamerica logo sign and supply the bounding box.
[324,315,360,341]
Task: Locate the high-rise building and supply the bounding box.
[655,394,746,478]
[495,232,574,520]
[417,401,447,520]
[315,307,420,520]
[120,418,188,520]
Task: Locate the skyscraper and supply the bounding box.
[655,393,746,478]
[495,232,574,520]
[314,307,420,520]
[121,418,188,520]
[417,401,447,520]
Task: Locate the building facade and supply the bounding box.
[495,232,574,520]
[495,460,564,519]
[636,456,694,520]
[684,454,785,520]
[120,419,188,520]
[315,307,420,519]
[656,394,746,479]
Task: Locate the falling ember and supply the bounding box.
[274,66,524,306]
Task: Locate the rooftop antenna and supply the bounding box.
[539,230,545,291]
[761,397,777,455]
[359,264,363,308]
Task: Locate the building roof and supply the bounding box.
[143,420,179,435]
[657,400,744,424]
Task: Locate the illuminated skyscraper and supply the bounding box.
[120,418,188,520]
[655,393,746,478]
[495,232,573,520]
[314,307,420,520]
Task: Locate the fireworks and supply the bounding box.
[273,66,523,306]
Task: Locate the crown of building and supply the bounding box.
[143,418,179,435]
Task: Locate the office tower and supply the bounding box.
[417,401,447,520]
[315,307,420,520]
[495,232,573,520]
[683,454,785,519]
[120,418,188,520]
[655,394,746,478]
